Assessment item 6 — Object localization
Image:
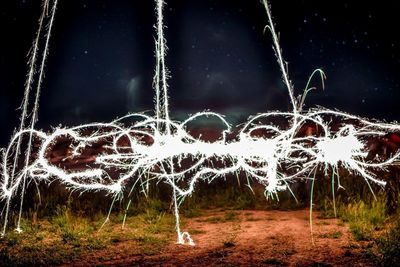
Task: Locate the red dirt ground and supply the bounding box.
[63,209,375,266]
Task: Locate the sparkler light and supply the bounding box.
[1,0,399,246]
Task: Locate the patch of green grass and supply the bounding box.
[203,216,224,223]
[331,231,343,239]
[4,233,21,247]
[337,197,386,241]
[199,211,240,224]
[146,224,162,234]
[233,193,256,210]
[84,237,106,250]
[133,234,164,245]
[316,221,330,226]
[317,213,335,220]
[61,230,80,244]
[224,211,239,222]
[349,224,372,241]
[183,208,203,218]
[318,231,342,239]
[142,209,165,225]
[138,209,175,234]
[0,204,175,266]
[341,243,359,250]
[0,241,80,266]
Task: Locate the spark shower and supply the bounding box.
[1,0,399,245]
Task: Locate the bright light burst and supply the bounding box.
[1,0,399,246]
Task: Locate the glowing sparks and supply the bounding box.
[1,111,398,241]
[0,0,399,246]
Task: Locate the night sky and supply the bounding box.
[1,0,399,146]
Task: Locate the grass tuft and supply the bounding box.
[376,221,400,266]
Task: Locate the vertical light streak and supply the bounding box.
[261,0,297,114]
[16,0,59,233]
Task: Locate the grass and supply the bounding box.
[316,221,330,226]
[311,172,391,243]
[1,171,399,266]
[0,203,174,266]
[337,197,386,241]
[198,211,240,223]
[310,171,400,265]
[313,176,400,265]
[224,211,239,221]
[318,231,342,239]
[376,220,400,266]
[183,208,203,218]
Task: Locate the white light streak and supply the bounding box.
[0,0,399,246]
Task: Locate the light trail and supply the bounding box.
[0,0,399,245]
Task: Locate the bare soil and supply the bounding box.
[59,209,376,266]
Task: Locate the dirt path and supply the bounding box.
[66,209,374,266]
